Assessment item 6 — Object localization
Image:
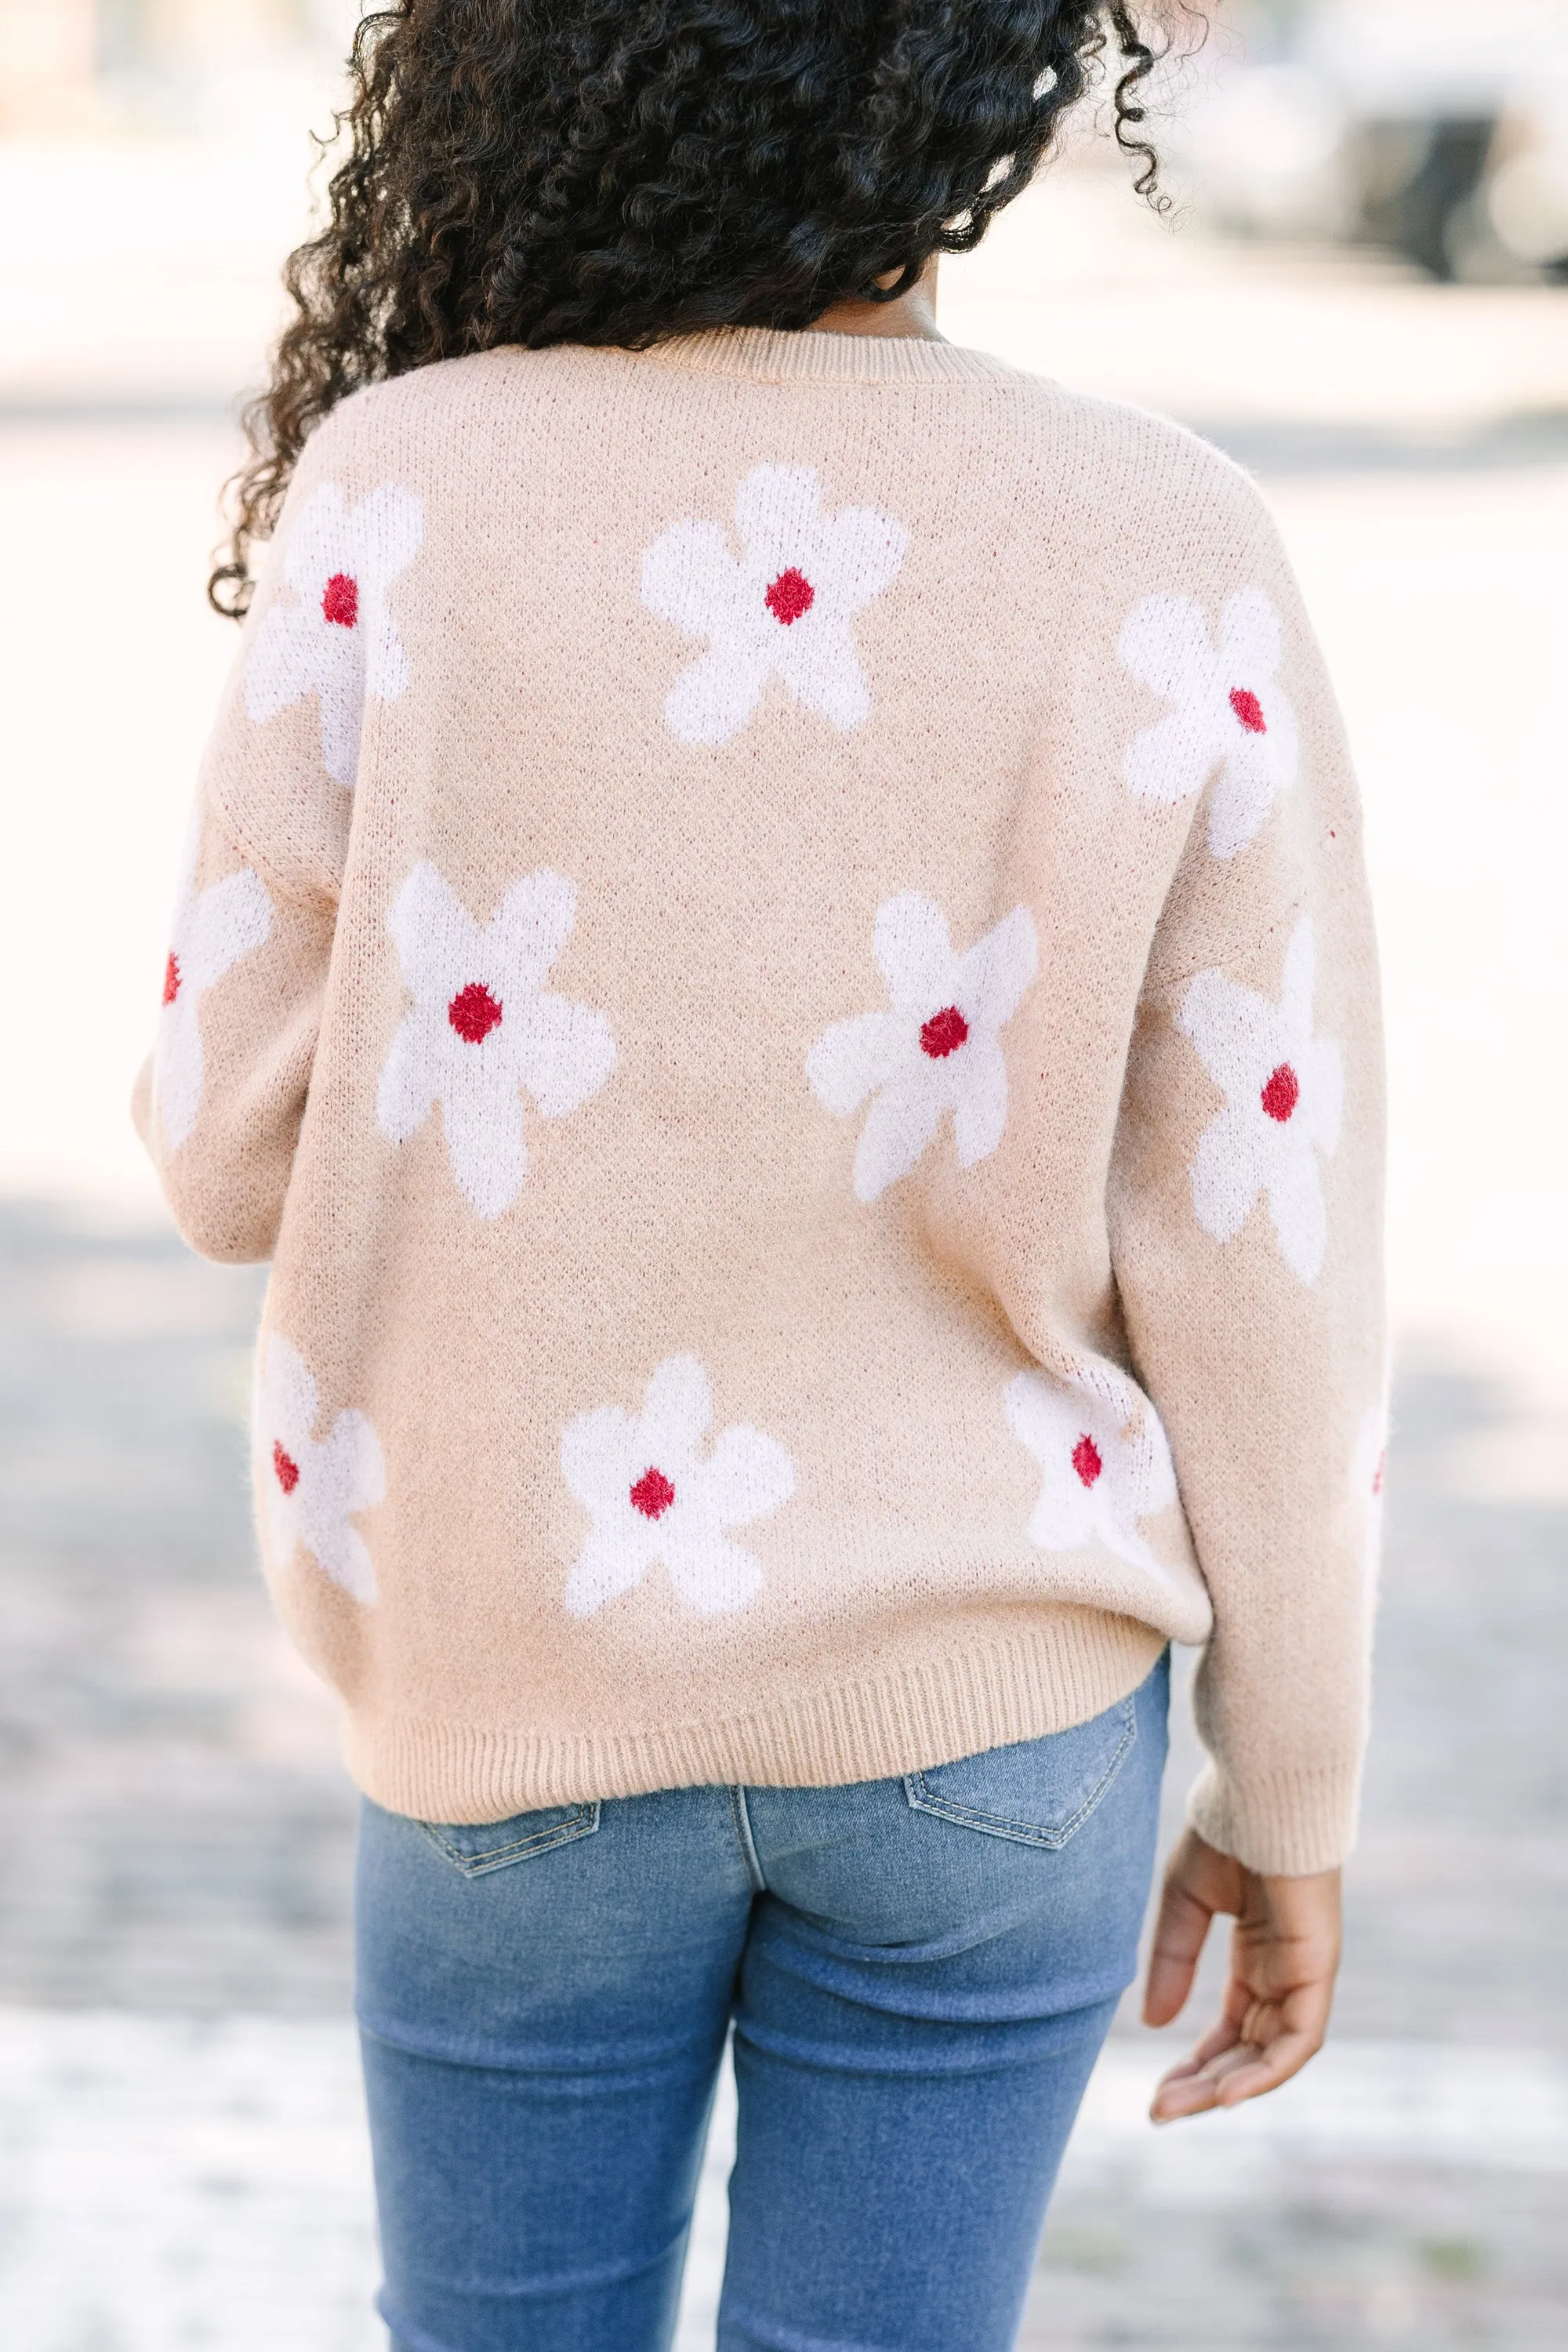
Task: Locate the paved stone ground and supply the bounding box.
[2,98,1566,2349]
[3,2010,1563,2352]
[0,1204,340,2016]
[1,1197,1565,2347]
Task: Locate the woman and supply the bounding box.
[137,5,1383,2346]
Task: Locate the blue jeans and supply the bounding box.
[356,1653,1168,2352]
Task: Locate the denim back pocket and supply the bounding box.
[904,1695,1138,1850]
[418,1801,601,1878]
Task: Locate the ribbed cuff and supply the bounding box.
[1185,1755,1363,1877]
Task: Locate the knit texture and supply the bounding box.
[134,326,1385,1875]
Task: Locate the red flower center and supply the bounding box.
[920,1004,970,1060]
[764,568,815,626]
[630,1466,676,1520]
[1229,686,1266,734]
[162,950,181,1006]
[272,1441,300,1495]
[321,572,359,628]
[1072,1434,1103,1488]
[448,982,503,1044]
[1261,1062,1300,1123]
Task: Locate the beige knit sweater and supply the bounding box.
[136,327,1384,1875]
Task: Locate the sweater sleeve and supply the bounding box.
[1105,494,1386,1878]
[132,471,354,1264]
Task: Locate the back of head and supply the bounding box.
[216,0,1182,612]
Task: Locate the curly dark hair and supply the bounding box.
[212,0,1183,616]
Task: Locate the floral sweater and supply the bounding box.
[136,327,1384,1875]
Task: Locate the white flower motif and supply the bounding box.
[153,827,273,1152]
[641,463,908,745]
[377,863,616,1219]
[1176,916,1344,1286]
[806,893,1038,1202]
[245,481,424,786]
[561,1355,795,1619]
[1006,1359,1178,1584]
[1119,587,1299,858]
[255,1335,384,1603]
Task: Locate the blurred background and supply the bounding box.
[0,3,1565,2347]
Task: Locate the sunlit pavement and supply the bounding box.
[1,136,1566,2348]
[3,2005,1564,2350]
[2,1206,1564,2347]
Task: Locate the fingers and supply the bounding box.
[1210,2026,1324,2104]
[1181,2010,1258,2073]
[1141,1875,1211,2027]
[1149,1954,1337,2122]
[1150,2051,1240,2120]
[1140,1829,1243,2029]
[1145,1857,1342,2124]
[1149,2013,1244,2118]
[1150,2020,1326,2121]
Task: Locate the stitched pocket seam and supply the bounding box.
[417,1800,601,1876]
[902,1700,1138,1850]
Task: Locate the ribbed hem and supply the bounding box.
[635,325,1029,387]
[343,1612,1163,1824]
[1185,1756,1364,1878]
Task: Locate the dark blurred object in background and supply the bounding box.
[9,2,1568,284]
[2,5,1565,2347]
[1186,0,1568,281]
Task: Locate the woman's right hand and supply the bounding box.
[1141,1828,1342,2122]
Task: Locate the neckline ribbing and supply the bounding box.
[635,324,1029,386]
